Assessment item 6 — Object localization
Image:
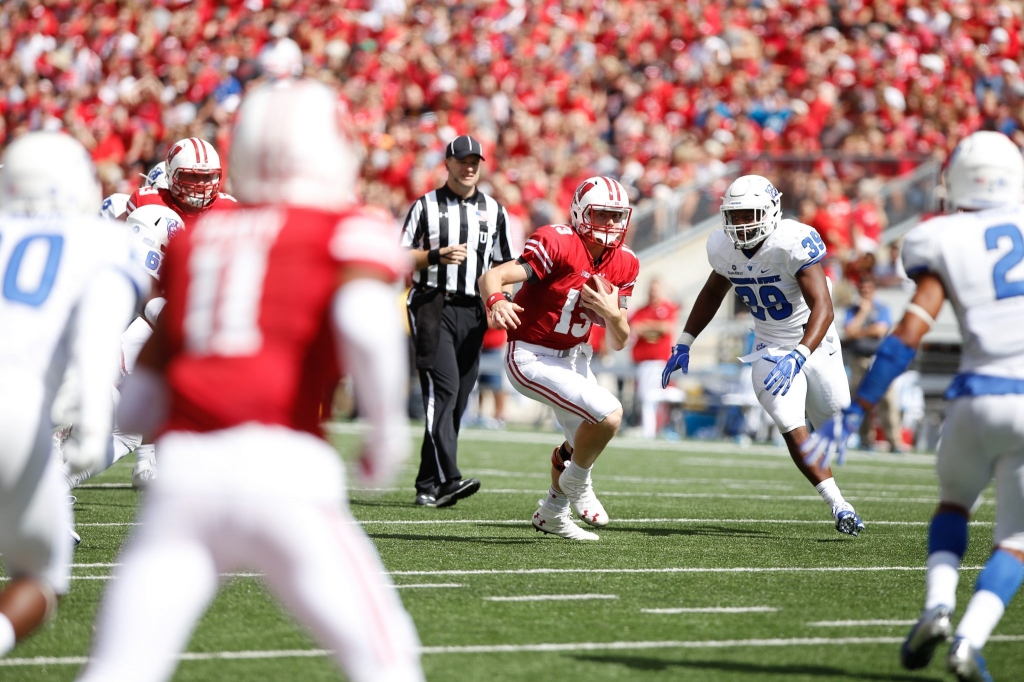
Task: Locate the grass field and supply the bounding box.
[2,424,1022,681]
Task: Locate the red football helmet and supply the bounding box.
[166,137,221,210]
[569,176,632,249]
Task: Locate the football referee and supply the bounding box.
[401,135,516,508]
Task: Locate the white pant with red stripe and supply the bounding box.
[76,424,423,682]
[505,341,622,446]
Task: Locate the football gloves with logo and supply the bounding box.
[801,402,866,469]
[661,344,690,388]
[762,346,809,396]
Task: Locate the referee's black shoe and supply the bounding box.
[435,478,481,508]
[414,492,437,507]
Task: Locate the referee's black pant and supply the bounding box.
[415,299,487,494]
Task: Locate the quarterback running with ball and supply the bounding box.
[479,176,639,541]
[662,175,864,536]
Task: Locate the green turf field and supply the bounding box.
[2,424,1021,681]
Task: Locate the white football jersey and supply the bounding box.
[707,219,827,345]
[0,215,148,397]
[903,204,1024,380]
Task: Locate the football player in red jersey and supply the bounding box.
[76,81,424,682]
[120,137,236,228]
[479,176,639,541]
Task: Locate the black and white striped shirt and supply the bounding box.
[400,185,516,296]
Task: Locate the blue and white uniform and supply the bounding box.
[707,219,849,432]
[902,205,1024,552]
[0,216,144,593]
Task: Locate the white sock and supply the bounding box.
[924,551,960,611]
[564,460,592,482]
[0,613,15,656]
[544,486,570,511]
[815,477,846,508]
[955,590,1005,650]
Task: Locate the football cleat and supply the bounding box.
[557,469,609,527]
[532,500,599,541]
[900,605,952,669]
[68,524,81,547]
[414,492,437,507]
[132,458,158,491]
[435,478,480,508]
[947,637,993,682]
[833,503,865,536]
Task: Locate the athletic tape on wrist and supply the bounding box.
[676,332,696,347]
[855,334,916,405]
[795,344,811,360]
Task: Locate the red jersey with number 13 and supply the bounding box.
[157,205,408,437]
[511,224,639,351]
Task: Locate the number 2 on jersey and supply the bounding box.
[986,223,1024,300]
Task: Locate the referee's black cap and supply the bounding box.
[445,135,485,161]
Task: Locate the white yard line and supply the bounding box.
[5,635,1024,666]
[483,594,618,602]
[395,583,465,589]
[808,620,918,627]
[326,422,939,466]
[70,518,996,530]
[642,607,778,614]
[390,566,987,577]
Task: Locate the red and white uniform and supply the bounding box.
[505,225,639,440]
[510,224,639,349]
[125,186,236,229]
[629,300,680,439]
[78,205,424,682]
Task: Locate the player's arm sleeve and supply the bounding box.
[332,278,410,487]
[124,189,140,215]
[333,212,412,282]
[519,227,560,282]
[64,268,140,473]
[491,203,516,264]
[900,223,942,278]
[399,197,426,249]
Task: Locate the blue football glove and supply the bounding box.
[801,403,865,469]
[762,348,808,396]
[661,344,690,388]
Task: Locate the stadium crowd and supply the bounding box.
[2,0,1023,252]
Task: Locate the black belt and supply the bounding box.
[444,292,480,307]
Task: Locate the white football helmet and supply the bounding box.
[229,80,359,210]
[166,137,221,210]
[720,175,783,248]
[945,131,1024,212]
[259,37,303,79]
[142,161,169,189]
[125,204,185,280]
[569,176,632,249]
[99,192,130,219]
[0,132,101,216]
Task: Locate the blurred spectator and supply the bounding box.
[844,276,903,452]
[476,327,507,429]
[629,278,680,439]
[875,240,912,289]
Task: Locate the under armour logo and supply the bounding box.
[438,212,448,219]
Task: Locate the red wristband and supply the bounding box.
[485,292,507,312]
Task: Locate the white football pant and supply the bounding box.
[76,423,424,682]
[936,395,1024,552]
[505,341,622,446]
[0,379,73,595]
[748,326,850,434]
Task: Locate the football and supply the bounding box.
[582,274,610,327]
